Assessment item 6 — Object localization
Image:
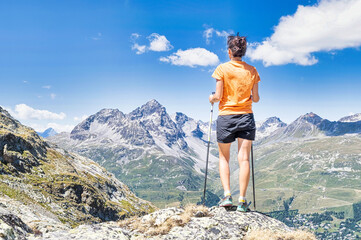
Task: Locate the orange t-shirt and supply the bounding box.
[212,60,260,115]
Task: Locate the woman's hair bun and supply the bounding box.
[227,33,247,58]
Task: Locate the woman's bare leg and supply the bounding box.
[218,142,232,193]
[237,138,252,197]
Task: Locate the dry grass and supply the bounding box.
[118,204,209,236]
[244,229,317,240]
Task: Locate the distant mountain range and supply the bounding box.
[257,112,361,145]
[47,99,361,211]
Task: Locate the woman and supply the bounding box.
[209,34,260,212]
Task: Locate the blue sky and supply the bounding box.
[0,0,360,132]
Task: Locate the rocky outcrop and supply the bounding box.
[0,206,34,240]
[0,106,156,237]
[0,107,48,175]
[25,206,315,240]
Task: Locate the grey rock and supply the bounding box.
[26,206,297,240]
[0,207,33,240]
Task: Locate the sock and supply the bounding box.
[239,196,246,203]
[224,191,231,197]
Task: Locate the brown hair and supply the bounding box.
[227,33,247,58]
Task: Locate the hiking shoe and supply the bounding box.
[218,195,233,207]
[237,201,252,212]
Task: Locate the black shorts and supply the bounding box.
[216,113,256,143]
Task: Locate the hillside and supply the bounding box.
[0,106,155,237]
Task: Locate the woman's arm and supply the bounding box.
[209,79,223,103]
[252,82,260,102]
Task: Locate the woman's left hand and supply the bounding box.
[209,94,214,103]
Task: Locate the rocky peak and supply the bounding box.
[258,117,286,131]
[0,106,21,132]
[0,106,13,119]
[129,99,165,120]
[94,108,125,124]
[297,112,323,125]
[264,116,285,125]
[38,128,58,138]
[70,109,125,141]
[338,113,361,122]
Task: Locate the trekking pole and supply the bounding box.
[251,143,256,210]
[202,92,215,205]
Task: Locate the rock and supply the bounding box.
[0,207,33,240]
[25,206,315,240]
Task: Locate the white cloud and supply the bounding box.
[46,123,74,133]
[7,104,66,120]
[203,27,233,44]
[247,0,361,66]
[42,85,51,89]
[160,48,220,67]
[50,93,56,99]
[131,33,141,40]
[131,33,172,54]
[29,122,74,133]
[23,80,28,84]
[74,115,88,122]
[147,33,173,52]
[132,43,147,54]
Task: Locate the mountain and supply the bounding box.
[256,116,287,140]
[0,106,155,236]
[339,113,361,123]
[37,127,58,138]
[48,100,219,207]
[49,102,361,215]
[215,112,361,215]
[258,112,361,145]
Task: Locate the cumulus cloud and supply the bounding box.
[50,93,56,99]
[131,33,173,54]
[42,85,51,89]
[131,33,141,40]
[7,104,66,120]
[46,123,74,133]
[132,43,147,54]
[74,115,88,122]
[147,33,173,52]
[160,48,220,67]
[203,27,233,44]
[247,0,361,66]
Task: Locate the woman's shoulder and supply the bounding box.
[242,62,258,73]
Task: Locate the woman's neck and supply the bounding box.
[231,57,242,61]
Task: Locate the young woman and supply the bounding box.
[209,34,260,212]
